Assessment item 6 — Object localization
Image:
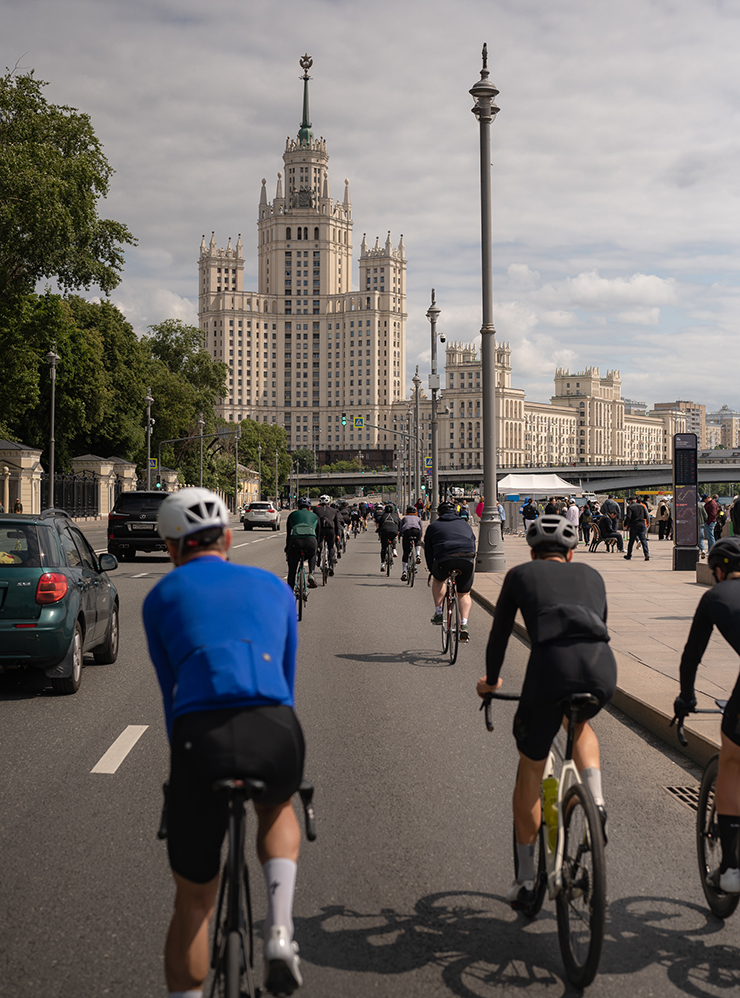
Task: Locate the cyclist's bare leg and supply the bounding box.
[570,720,600,772]
[513,752,548,845]
[164,870,219,992]
[254,799,301,864]
[431,577,445,609]
[715,733,740,815]
[458,592,472,620]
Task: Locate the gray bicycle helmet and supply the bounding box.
[526,514,578,552]
[707,537,740,574]
[297,496,311,509]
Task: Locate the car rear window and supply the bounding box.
[0,524,43,567]
[113,493,169,513]
[250,503,271,510]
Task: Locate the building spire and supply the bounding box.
[297,53,313,146]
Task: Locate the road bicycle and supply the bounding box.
[294,551,309,621]
[482,691,607,988]
[441,569,460,665]
[672,700,739,919]
[384,538,394,577]
[159,778,316,998]
[352,518,359,538]
[319,536,334,586]
[406,551,416,588]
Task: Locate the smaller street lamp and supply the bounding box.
[145,388,154,490]
[234,426,241,513]
[426,291,442,520]
[45,348,60,506]
[198,413,206,487]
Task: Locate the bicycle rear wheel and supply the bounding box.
[407,561,415,587]
[296,564,306,621]
[448,593,459,665]
[555,783,606,988]
[512,823,547,918]
[225,930,243,998]
[697,754,740,919]
[441,591,450,653]
[386,547,392,576]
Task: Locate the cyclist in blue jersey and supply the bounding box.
[143,488,305,998]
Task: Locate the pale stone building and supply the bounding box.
[551,368,625,464]
[524,402,578,467]
[198,56,405,467]
[706,405,740,449]
[653,400,706,448]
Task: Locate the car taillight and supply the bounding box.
[267,508,275,513]
[108,513,127,521]
[35,573,68,605]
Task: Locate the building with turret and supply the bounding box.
[198,55,406,466]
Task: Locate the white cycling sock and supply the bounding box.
[263,858,297,938]
[461,618,468,626]
[433,606,443,616]
[516,842,535,882]
[402,562,408,571]
[581,767,604,808]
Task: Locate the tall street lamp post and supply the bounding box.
[198,413,205,487]
[234,426,241,513]
[45,348,60,506]
[470,43,505,572]
[275,449,279,505]
[426,291,441,521]
[258,442,262,499]
[145,388,154,490]
[412,367,421,506]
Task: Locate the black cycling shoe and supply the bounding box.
[328,568,334,577]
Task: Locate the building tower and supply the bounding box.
[198,55,407,466]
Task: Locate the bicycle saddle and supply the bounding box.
[212,777,267,798]
[557,692,601,724]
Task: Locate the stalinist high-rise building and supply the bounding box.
[198,55,406,465]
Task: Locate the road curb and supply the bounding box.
[471,585,719,769]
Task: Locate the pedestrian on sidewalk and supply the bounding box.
[579,503,592,544]
[497,501,506,541]
[658,500,671,540]
[698,500,708,559]
[704,494,719,549]
[600,495,620,519]
[521,497,538,535]
[730,496,740,537]
[565,499,579,532]
[624,497,650,561]
[597,510,625,552]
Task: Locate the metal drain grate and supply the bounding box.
[665,785,701,811]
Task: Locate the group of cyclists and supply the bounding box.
[140,485,740,996]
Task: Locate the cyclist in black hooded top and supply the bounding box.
[376,503,400,572]
[675,537,740,894]
[476,515,616,911]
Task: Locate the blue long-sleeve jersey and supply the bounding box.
[142,555,297,739]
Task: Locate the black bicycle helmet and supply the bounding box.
[707,537,740,574]
[405,506,416,515]
[437,501,455,515]
[297,496,311,509]
[526,514,578,552]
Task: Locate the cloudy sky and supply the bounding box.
[5,0,740,411]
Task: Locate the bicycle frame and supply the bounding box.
[541,741,581,898]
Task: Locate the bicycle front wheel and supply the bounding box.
[555,783,606,988]
[697,754,740,919]
[448,594,459,665]
[512,822,547,918]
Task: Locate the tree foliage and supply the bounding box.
[0,70,135,297]
[291,447,315,473]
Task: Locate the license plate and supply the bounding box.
[129,523,154,531]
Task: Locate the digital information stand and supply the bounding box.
[673,432,699,571]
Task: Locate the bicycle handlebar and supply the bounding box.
[480,690,521,733]
[670,700,726,748]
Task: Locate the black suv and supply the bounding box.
[0,509,119,694]
[107,491,169,560]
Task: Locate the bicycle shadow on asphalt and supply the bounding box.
[334,649,454,669]
[293,890,740,996]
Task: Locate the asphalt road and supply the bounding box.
[1,520,739,997]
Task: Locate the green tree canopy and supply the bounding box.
[0,70,135,297]
[291,447,315,473]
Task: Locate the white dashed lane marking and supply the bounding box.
[91,725,149,774]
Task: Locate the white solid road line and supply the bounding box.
[91,725,149,774]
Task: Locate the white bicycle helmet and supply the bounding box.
[157,487,230,540]
[526,514,578,552]
[319,494,331,504]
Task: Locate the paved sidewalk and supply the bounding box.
[471,531,733,766]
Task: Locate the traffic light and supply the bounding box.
[155,476,162,489]
[341,412,347,426]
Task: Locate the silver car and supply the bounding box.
[242,502,281,531]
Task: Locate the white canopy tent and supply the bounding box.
[497,473,581,497]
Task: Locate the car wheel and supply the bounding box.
[51,622,83,695]
[93,603,119,665]
[245,524,253,530]
[272,522,278,531]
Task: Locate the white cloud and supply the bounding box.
[5,0,740,412]
[616,307,661,325]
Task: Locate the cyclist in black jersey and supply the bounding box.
[476,515,616,910]
[315,497,342,576]
[675,537,740,893]
[376,503,400,572]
